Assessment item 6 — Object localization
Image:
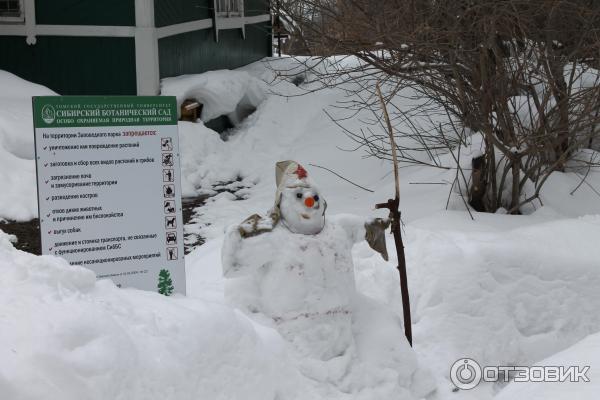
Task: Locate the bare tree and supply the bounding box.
[275,0,600,213]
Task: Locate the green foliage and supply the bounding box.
[157,268,174,296]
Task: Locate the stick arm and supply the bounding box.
[330,214,390,261]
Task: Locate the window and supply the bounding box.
[0,0,24,22]
[216,0,243,17]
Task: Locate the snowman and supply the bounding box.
[222,161,434,396]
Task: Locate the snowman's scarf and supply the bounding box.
[238,209,281,238]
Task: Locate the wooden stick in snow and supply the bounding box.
[375,82,413,346]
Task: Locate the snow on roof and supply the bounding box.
[160,70,265,124]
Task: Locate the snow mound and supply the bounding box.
[0,70,56,99]
[178,121,234,196]
[495,330,600,400]
[403,214,600,396]
[0,232,316,400]
[0,70,56,221]
[161,70,266,124]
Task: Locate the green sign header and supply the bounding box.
[33,96,178,128]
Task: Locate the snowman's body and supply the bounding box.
[223,214,365,360]
[221,161,435,397]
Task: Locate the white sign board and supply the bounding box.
[33,96,185,295]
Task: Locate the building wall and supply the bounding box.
[0,0,270,94]
[35,0,135,26]
[158,22,271,79]
[245,0,270,17]
[154,0,270,26]
[154,0,211,27]
[0,36,137,95]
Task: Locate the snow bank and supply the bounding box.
[0,70,56,221]
[0,231,315,400]
[495,331,600,400]
[404,214,600,397]
[0,70,55,100]
[177,120,261,198]
[161,70,266,124]
[0,225,436,400]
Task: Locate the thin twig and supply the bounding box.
[570,152,598,195]
[308,163,374,192]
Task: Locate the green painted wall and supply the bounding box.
[35,0,135,26]
[33,0,268,27]
[0,36,136,95]
[158,22,271,79]
[0,0,271,94]
[154,0,212,27]
[154,0,270,26]
[245,0,270,17]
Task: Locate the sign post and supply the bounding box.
[33,96,185,295]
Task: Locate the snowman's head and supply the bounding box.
[274,161,326,235]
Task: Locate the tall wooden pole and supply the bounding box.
[375,82,412,346]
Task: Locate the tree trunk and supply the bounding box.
[510,156,521,214]
[549,58,569,171]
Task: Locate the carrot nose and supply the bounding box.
[304,197,315,208]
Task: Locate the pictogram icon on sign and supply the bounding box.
[166,231,177,245]
[164,184,175,198]
[163,169,174,182]
[164,200,175,214]
[165,216,177,229]
[162,153,173,167]
[167,247,178,260]
[161,137,173,151]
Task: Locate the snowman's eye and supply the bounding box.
[296,193,303,199]
[314,195,319,201]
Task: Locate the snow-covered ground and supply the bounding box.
[1,58,600,399]
[0,71,55,221]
